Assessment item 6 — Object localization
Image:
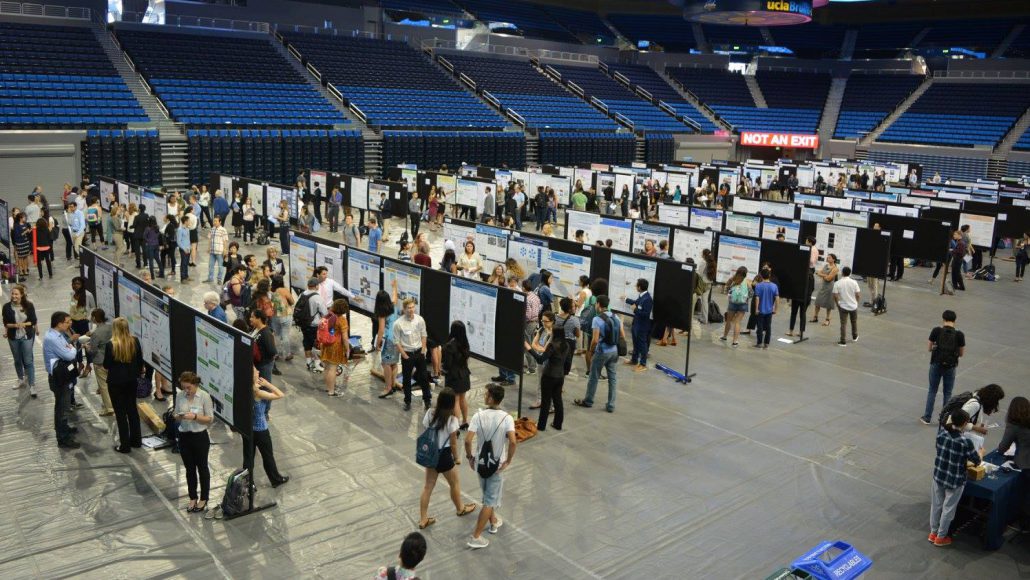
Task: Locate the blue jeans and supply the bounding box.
[923,363,955,422]
[584,348,618,411]
[145,245,162,278]
[499,369,516,382]
[630,321,651,366]
[8,337,35,387]
[179,248,190,280]
[207,252,223,282]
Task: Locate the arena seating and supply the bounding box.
[702,24,765,49]
[916,19,1013,54]
[444,53,620,131]
[833,73,924,140]
[548,64,695,133]
[767,23,848,59]
[452,0,576,43]
[381,0,465,18]
[1007,159,1030,178]
[84,129,161,185]
[116,28,345,127]
[606,14,697,52]
[877,83,1030,148]
[644,133,675,164]
[1004,26,1030,58]
[866,150,988,182]
[852,22,927,59]
[603,63,718,133]
[665,67,755,108]
[538,131,634,166]
[756,70,831,111]
[382,130,524,170]
[187,129,362,185]
[1014,128,1030,152]
[537,4,615,45]
[281,33,506,130]
[0,22,147,127]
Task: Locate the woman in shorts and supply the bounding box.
[721,267,750,347]
[376,281,402,399]
[417,387,477,529]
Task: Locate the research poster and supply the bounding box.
[658,203,690,227]
[716,235,761,283]
[474,223,510,268]
[831,210,869,229]
[194,317,236,426]
[574,168,594,192]
[219,175,233,199]
[383,260,422,312]
[795,193,822,206]
[401,168,417,193]
[116,275,143,336]
[449,277,497,360]
[508,234,590,297]
[288,233,317,290]
[762,218,800,243]
[247,183,263,214]
[368,182,389,212]
[350,177,369,211]
[125,186,140,209]
[759,201,797,220]
[139,190,157,221]
[549,175,571,206]
[671,228,713,264]
[959,213,995,248]
[631,222,671,254]
[801,207,833,224]
[822,196,853,210]
[94,258,116,318]
[597,216,632,251]
[443,220,475,249]
[282,187,298,219]
[731,197,762,215]
[885,205,919,218]
[266,185,282,218]
[724,212,761,238]
[0,200,9,248]
[456,179,482,208]
[140,290,172,377]
[666,171,692,197]
[309,170,327,194]
[689,207,724,231]
[347,249,381,306]
[608,254,658,317]
[816,223,858,270]
[315,242,344,287]
[100,179,115,208]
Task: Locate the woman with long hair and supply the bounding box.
[242,198,257,244]
[143,215,162,279]
[12,212,31,279]
[123,203,138,255]
[3,284,38,397]
[812,254,839,326]
[270,275,295,362]
[440,249,458,275]
[417,387,477,529]
[102,317,144,453]
[525,311,570,431]
[998,396,1030,529]
[442,320,472,429]
[320,299,350,397]
[504,257,525,283]
[69,276,95,338]
[376,281,402,398]
[33,217,54,280]
[486,264,506,286]
[721,267,749,347]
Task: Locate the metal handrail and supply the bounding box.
[326,83,344,102]
[635,86,653,101]
[349,103,368,124]
[288,44,303,62]
[507,109,526,127]
[544,65,561,80]
[567,81,585,98]
[614,112,634,129]
[933,70,1030,80]
[598,61,609,74]
[120,11,270,33]
[460,72,476,89]
[482,90,501,108]
[657,100,676,117]
[438,56,455,73]
[306,62,322,82]
[613,71,632,87]
[0,2,89,20]
[590,96,608,114]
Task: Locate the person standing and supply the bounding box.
[464,384,517,549]
[408,192,421,238]
[393,297,431,411]
[176,216,192,282]
[327,187,341,233]
[481,187,494,223]
[949,230,966,292]
[417,387,477,530]
[245,372,289,488]
[175,371,214,513]
[298,277,328,373]
[996,396,1030,531]
[833,266,861,347]
[131,205,148,268]
[320,299,350,397]
[753,268,778,349]
[213,189,230,227]
[624,278,653,372]
[574,295,624,413]
[44,311,80,449]
[203,291,228,324]
[85,309,113,416]
[249,309,277,383]
[525,311,569,431]
[203,216,229,284]
[342,213,361,248]
[928,409,981,547]
[4,284,38,398]
[920,310,965,425]
[555,297,580,376]
[33,217,54,280]
[199,186,212,228]
[721,267,749,347]
[367,217,382,253]
[67,201,86,260]
[103,317,144,453]
[442,321,472,429]
[161,216,178,278]
[518,279,542,382]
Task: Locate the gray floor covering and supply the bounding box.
[0,215,1027,579]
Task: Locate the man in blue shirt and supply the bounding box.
[513,188,526,229]
[575,295,624,413]
[625,278,653,371]
[176,220,192,282]
[203,292,228,323]
[67,201,86,259]
[44,311,81,449]
[212,189,230,227]
[753,268,778,349]
[367,217,382,254]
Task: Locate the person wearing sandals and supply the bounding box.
[175,371,213,513]
[102,317,143,453]
[442,321,472,430]
[418,388,477,530]
[811,253,838,327]
[320,299,350,397]
[375,284,402,399]
[720,267,749,347]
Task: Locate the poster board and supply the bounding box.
[350,177,369,211]
[715,234,761,283]
[761,217,801,243]
[605,253,658,317]
[631,221,672,254]
[474,223,511,269]
[591,246,695,331]
[347,248,382,315]
[958,212,996,248]
[814,223,859,270]
[670,227,713,264]
[871,214,950,261]
[724,211,762,238]
[139,283,172,378]
[0,198,9,248]
[657,203,690,227]
[758,240,812,302]
[508,232,591,297]
[383,258,423,313]
[564,210,632,251]
[689,207,724,231]
[288,231,317,290]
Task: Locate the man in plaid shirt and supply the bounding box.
[929,409,982,547]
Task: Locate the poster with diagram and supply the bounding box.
[309,170,327,195]
[815,223,857,270]
[347,249,381,307]
[383,260,422,312]
[762,218,800,243]
[288,233,316,290]
[658,203,690,227]
[631,222,671,254]
[716,235,761,283]
[508,234,590,297]
[194,316,236,426]
[474,223,510,269]
[449,277,497,360]
[671,228,713,264]
[116,275,143,336]
[689,207,724,231]
[94,258,116,320]
[350,177,369,211]
[608,253,657,317]
[315,242,344,286]
[140,289,172,377]
[724,212,762,238]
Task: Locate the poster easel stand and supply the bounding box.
[516,372,524,418]
[223,438,277,521]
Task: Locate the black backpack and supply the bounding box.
[293,292,314,327]
[476,412,506,478]
[935,326,960,368]
[938,391,975,427]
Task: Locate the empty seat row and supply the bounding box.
[833,73,924,139]
[538,131,634,166]
[84,129,161,187]
[602,63,718,134]
[383,131,524,170]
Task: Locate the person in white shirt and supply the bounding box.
[832,266,861,346]
[299,277,328,372]
[392,298,430,411]
[314,266,362,309]
[417,387,477,530]
[464,383,516,550]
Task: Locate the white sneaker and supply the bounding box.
[13,378,25,389]
[467,536,490,549]
[488,516,503,534]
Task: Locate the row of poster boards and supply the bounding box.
[97,175,169,226]
[78,249,255,435]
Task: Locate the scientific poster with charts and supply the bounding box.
[658,203,690,227]
[456,179,481,208]
[252,183,265,216]
[574,168,594,192]
[443,220,475,249]
[794,193,822,207]
[508,234,590,297]
[816,223,857,270]
[724,212,762,238]
[449,277,497,360]
[672,229,713,264]
[266,186,282,220]
[822,196,853,210]
[383,260,422,312]
[194,317,236,427]
[351,177,369,211]
[100,180,114,209]
[716,236,761,283]
[347,249,381,307]
[369,182,389,212]
[401,169,417,193]
[494,169,512,193]
[126,186,141,209]
[631,221,671,254]
[548,175,571,206]
[140,290,172,377]
[959,213,995,248]
[309,170,326,194]
[731,197,762,215]
[288,233,316,290]
[762,218,800,243]
[801,207,833,224]
[689,207,724,231]
[885,205,919,218]
[796,166,815,189]
[474,223,510,268]
[94,259,116,324]
[219,175,233,198]
[758,201,797,220]
[597,216,632,251]
[282,187,298,219]
[315,243,344,287]
[608,254,657,317]
[116,275,143,336]
[139,190,157,220]
[436,174,457,200]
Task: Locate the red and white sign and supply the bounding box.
[740,132,819,149]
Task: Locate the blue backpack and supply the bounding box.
[415,426,440,468]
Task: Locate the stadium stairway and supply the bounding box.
[743,73,767,108]
[860,75,933,146]
[994,105,1030,155]
[819,76,848,145]
[993,24,1027,58]
[656,68,730,132]
[841,29,858,60]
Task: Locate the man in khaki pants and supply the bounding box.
[84,309,115,416]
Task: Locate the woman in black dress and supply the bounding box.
[103,317,144,453]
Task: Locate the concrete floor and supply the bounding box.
[0,215,1027,579]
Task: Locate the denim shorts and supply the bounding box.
[381,340,399,365]
[479,472,503,508]
[727,302,748,313]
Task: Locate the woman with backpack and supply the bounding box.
[721,267,749,347]
[86,199,103,247]
[811,253,839,326]
[946,384,1006,449]
[320,299,350,397]
[442,321,472,430]
[417,387,477,530]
